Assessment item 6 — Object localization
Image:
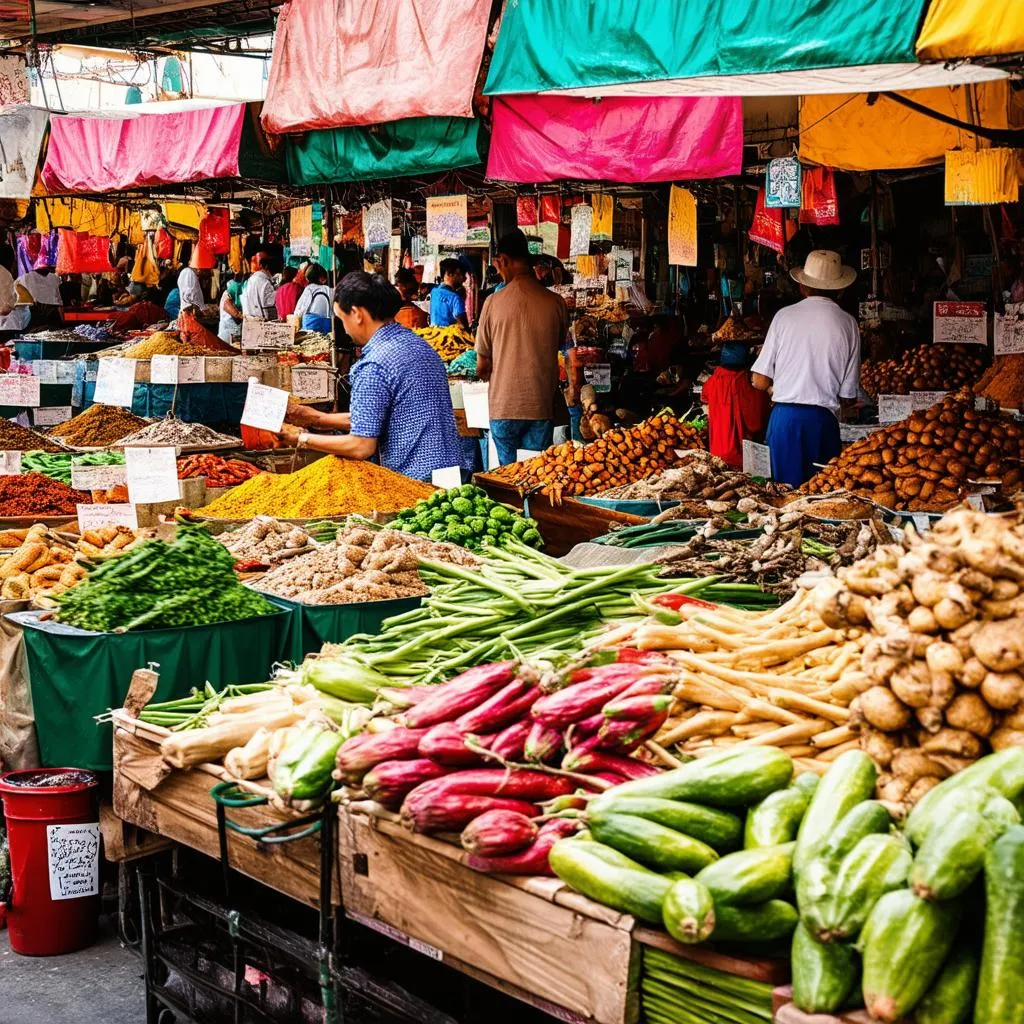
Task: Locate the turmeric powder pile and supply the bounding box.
[122,332,205,359]
[198,456,435,519]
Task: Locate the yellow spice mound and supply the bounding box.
[198,456,435,519]
[122,332,206,358]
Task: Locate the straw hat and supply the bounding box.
[790,250,856,291]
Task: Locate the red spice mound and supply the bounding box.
[0,473,90,516]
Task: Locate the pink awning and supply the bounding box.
[261,0,490,134]
[486,95,743,183]
[40,104,245,193]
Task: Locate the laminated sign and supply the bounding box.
[765,157,802,208]
[426,195,468,246]
[362,199,392,249]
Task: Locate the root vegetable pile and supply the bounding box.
[413,323,475,362]
[860,343,985,397]
[0,524,84,601]
[217,516,315,569]
[177,453,262,488]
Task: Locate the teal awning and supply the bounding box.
[485,0,929,95]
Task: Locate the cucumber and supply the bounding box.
[744,785,812,849]
[975,825,1024,1024]
[794,854,834,940]
[915,945,978,1024]
[794,750,878,874]
[859,889,961,1024]
[588,811,719,874]
[818,801,892,862]
[609,746,794,807]
[588,794,743,851]
[794,770,820,796]
[548,838,671,924]
[791,921,859,1014]
[694,842,794,906]
[821,833,912,942]
[710,899,798,943]
[662,877,716,944]
[911,808,1003,902]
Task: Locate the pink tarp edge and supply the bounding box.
[486,95,743,183]
[40,104,244,193]
[261,0,490,134]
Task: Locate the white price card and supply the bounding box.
[241,316,297,350]
[32,359,57,384]
[125,446,180,504]
[151,355,206,385]
[966,494,986,511]
[241,377,289,432]
[839,423,879,444]
[911,514,933,533]
[76,503,138,532]
[231,354,276,383]
[71,462,126,491]
[0,451,21,475]
[583,363,612,392]
[994,303,1024,355]
[911,391,948,411]
[47,822,100,901]
[461,381,490,430]
[933,300,987,345]
[877,394,914,423]
[55,361,76,384]
[93,357,136,407]
[33,405,72,426]
[516,449,542,462]
[431,466,462,489]
[742,440,772,478]
[0,373,40,407]
[290,365,334,402]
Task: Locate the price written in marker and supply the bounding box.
[70,462,126,491]
[93,357,136,407]
[0,374,41,407]
[33,406,72,427]
[76,503,138,532]
[742,440,772,479]
[151,355,206,385]
[125,446,180,504]
[241,378,289,432]
[290,365,334,402]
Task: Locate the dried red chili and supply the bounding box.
[0,473,90,516]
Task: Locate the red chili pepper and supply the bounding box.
[651,594,718,611]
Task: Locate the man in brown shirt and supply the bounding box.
[476,230,569,465]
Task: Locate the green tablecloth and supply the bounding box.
[7,606,292,771]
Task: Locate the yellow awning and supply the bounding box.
[163,201,206,230]
[945,148,1022,205]
[34,197,128,236]
[916,0,1024,60]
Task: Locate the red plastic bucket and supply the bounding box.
[0,767,100,956]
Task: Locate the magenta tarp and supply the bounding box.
[261,0,490,134]
[40,105,244,193]
[486,95,743,183]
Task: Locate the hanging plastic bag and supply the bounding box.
[154,227,174,260]
[190,237,215,270]
[199,207,230,254]
[132,234,160,285]
[56,229,114,274]
[799,167,840,226]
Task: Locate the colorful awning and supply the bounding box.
[916,0,1024,60]
[0,105,47,200]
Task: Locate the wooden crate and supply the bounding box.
[772,989,895,1024]
[112,711,337,909]
[339,810,639,1024]
[634,927,790,986]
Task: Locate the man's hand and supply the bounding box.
[284,400,318,427]
[277,422,303,445]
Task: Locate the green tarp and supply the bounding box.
[484,0,929,95]
[286,116,484,185]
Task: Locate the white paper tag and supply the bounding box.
[994,303,1024,355]
[0,451,21,475]
[839,423,878,444]
[431,466,462,490]
[241,317,296,350]
[462,381,490,430]
[290,365,333,402]
[877,394,913,423]
[93,357,136,407]
[742,440,772,478]
[76,503,139,531]
[33,405,72,426]
[241,378,289,432]
[150,355,207,386]
[71,462,127,491]
[47,822,100,901]
[912,514,932,533]
[583,363,612,392]
[516,449,542,462]
[125,446,180,504]
[56,361,76,384]
[966,494,986,511]
[0,374,41,407]
[933,300,987,345]
[32,359,58,384]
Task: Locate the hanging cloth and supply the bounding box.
[799,167,841,225]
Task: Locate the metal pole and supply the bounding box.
[869,173,879,299]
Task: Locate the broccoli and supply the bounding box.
[485,523,500,537]
[511,518,529,538]
[430,509,446,525]
[451,497,473,515]
[522,528,543,547]
[445,524,471,544]
[428,524,448,541]
[439,501,453,514]
[459,484,476,498]
[488,505,513,523]
[445,514,462,524]
[467,516,486,535]
[426,492,444,508]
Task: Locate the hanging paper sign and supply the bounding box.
[742,440,772,478]
[125,446,180,504]
[32,360,58,384]
[71,462,126,491]
[461,382,490,430]
[33,406,72,427]
[431,466,462,489]
[668,186,697,266]
[426,195,468,246]
[150,355,205,385]
[583,363,612,393]
[0,451,21,475]
[47,822,100,901]
[994,303,1024,355]
[765,156,801,209]
[76,503,138,532]
[569,204,592,258]
[289,365,334,402]
[933,301,987,345]
[241,378,289,432]
[0,374,40,407]
[241,317,297,350]
[93,358,136,407]
[362,199,392,249]
[289,204,314,257]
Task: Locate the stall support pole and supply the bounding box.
[870,174,879,299]
[135,859,162,1024]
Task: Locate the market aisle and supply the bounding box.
[0,919,143,1024]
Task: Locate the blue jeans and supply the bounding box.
[766,403,841,487]
[489,419,554,466]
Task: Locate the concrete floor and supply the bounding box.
[0,917,144,1024]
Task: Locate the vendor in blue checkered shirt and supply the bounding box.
[279,272,462,481]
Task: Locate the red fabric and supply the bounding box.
[55,230,113,274]
[200,207,231,254]
[154,228,174,260]
[41,105,244,192]
[516,197,538,227]
[799,167,840,226]
[111,301,166,333]
[275,280,305,319]
[487,95,742,183]
[749,188,785,253]
[557,225,570,260]
[540,195,560,224]
[190,239,215,270]
[261,0,491,133]
[701,367,771,469]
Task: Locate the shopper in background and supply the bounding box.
[394,267,428,330]
[701,342,770,469]
[241,251,277,320]
[17,261,63,328]
[275,265,304,320]
[751,249,860,486]
[176,263,205,311]
[0,243,29,341]
[0,244,17,317]
[429,258,468,329]
[476,229,569,465]
[217,275,244,343]
[293,264,333,333]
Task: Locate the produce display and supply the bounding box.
[802,389,1024,510]
[390,485,543,551]
[55,523,275,632]
[0,473,89,517]
[121,332,205,358]
[254,524,478,604]
[0,524,84,601]
[19,450,124,486]
[177,453,262,488]
[0,419,65,453]
[76,524,149,559]
[217,517,315,570]
[117,417,241,450]
[198,456,434,520]
[50,404,148,448]
[491,414,705,503]
[413,323,475,362]
[860,343,986,397]
[974,352,1024,409]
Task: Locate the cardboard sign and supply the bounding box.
[994,302,1024,355]
[47,823,100,901]
[742,440,772,478]
[33,405,72,427]
[231,354,277,383]
[241,317,297,350]
[461,381,490,430]
[0,373,40,407]
[431,466,462,490]
[125,446,180,504]
[241,378,288,432]
[933,301,987,345]
[569,204,592,257]
[93,358,136,407]
[289,365,334,402]
[583,363,612,393]
[0,450,21,475]
[426,195,468,246]
[71,462,126,491]
[76,503,138,531]
[151,355,206,385]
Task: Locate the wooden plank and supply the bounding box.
[773,992,901,1024]
[340,811,638,1024]
[634,925,790,985]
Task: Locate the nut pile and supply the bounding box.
[860,343,986,397]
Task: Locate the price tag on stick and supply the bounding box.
[77,503,139,532]
[431,466,462,489]
[241,378,289,432]
[125,446,180,504]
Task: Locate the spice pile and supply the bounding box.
[217,517,315,569]
[121,332,205,358]
[118,417,240,450]
[413,323,475,362]
[491,414,705,502]
[21,450,124,486]
[0,524,84,601]
[50,405,147,448]
[860,344,986,397]
[0,473,89,516]
[0,420,64,453]
[178,454,262,488]
[802,389,1024,510]
[199,457,434,520]
[974,353,1024,409]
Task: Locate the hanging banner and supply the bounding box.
[799,166,840,225]
[765,156,802,208]
[569,204,592,258]
[668,186,697,266]
[749,188,785,253]
[426,195,468,246]
[540,195,560,224]
[539,220,560,256]
[591,194,613,242]
[945,148,1020,206]
[361,200,392,249]
[0,106,48,201]
[289,205,314,257]
[516,197,538,228]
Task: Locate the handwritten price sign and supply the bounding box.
[426,195,468,246]
[933,301,987,345]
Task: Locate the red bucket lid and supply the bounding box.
[0,768,98,796]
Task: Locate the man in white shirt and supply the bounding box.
[751,250,860,486]
[17,264,63,328]
[240,251,277,320]
[177,265,206,311]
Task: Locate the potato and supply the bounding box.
[971,620,1024,673]
[856,686,912,732]
[990,726,1024,751]
[921,727,984,759]
[891,748,948,782]
[889,665,931,709]
[980,672,1024,710]
[907,776,941,803]
[860,728,899,769]
[944,692,995,737]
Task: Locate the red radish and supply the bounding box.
[615,647,674,663]
[489,720,531,761]
[454,681,540,734]
[587,770,630,786]
[566,663,646,685]
[530,670,644,729]
[466,818,582,875]
[335,727,428,784]
[562,748,662,780]
[592,714,668,754]
[399,661,517,729]
[603,693,673,720]
[523,721,563,764]
[362,758,450,809]
[460,810,538,856]
[402,768,575,806]
[401,792,538,833]
[418,722,489,766]
[565,713,605,749]
[539,792,591,813]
